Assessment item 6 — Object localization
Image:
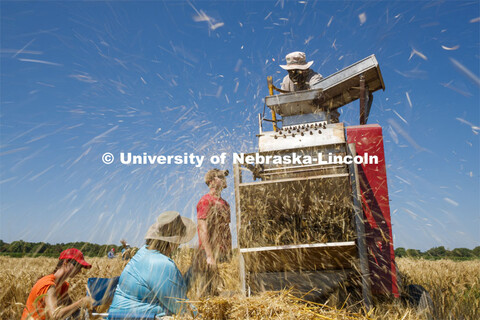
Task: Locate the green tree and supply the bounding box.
[472,246,480,257]
[8,240,27,253]
[395,247,406,257]
[450,248,473,258]
[406,249,421,257]
[31,242,47,254]
[426,246,446,257]
[0,240,7,252]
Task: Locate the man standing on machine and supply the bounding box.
[280,51,323,91]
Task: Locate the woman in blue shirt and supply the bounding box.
[108,211,196,318]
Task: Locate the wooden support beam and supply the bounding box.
[348,143,372,310]
[365,92,373,124]
[359,74,366,125]
[234,163,247,294]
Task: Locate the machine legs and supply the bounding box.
[348,143,373,310]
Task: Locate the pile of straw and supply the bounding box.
[179,290,371,320]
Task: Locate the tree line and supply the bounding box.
[0,240,124,257]
[395,246,480,260]
[1,240,479,260]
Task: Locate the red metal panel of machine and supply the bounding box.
[346,124,399,297]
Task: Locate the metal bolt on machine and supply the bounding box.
[233,55,399,308]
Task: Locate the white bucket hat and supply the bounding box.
[145,211,196,244]
[280,51,314,70]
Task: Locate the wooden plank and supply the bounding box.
[234,163,247,295]
[233,163,242,244]
[238,173,349,187]
[241,243,357,273]
[260,165,347,180]
[240,241,355,253]
[348,143,373,309]
[261,164,346,174]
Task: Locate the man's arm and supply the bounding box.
[309,71,323,87]
[280,74,292,92]
[197,219,215,266]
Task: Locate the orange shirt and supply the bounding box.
[21,274,69,320]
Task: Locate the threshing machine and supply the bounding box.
[233,55,398,308]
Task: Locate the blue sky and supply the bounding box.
[1,1,478,251]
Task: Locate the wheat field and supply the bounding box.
[1,254,478,320]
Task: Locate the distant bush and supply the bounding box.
[394,246,479,260]
[406,249,421,257]
[473,246,480,257]
[394,247,406,257]
[0,240,123,257]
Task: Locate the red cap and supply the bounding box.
[59,248,92,269]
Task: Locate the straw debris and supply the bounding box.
[180,291,370,320]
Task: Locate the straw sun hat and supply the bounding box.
[280,51,314,70]
[145,211,196,244]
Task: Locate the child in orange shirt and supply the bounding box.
[22,248,94,320]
